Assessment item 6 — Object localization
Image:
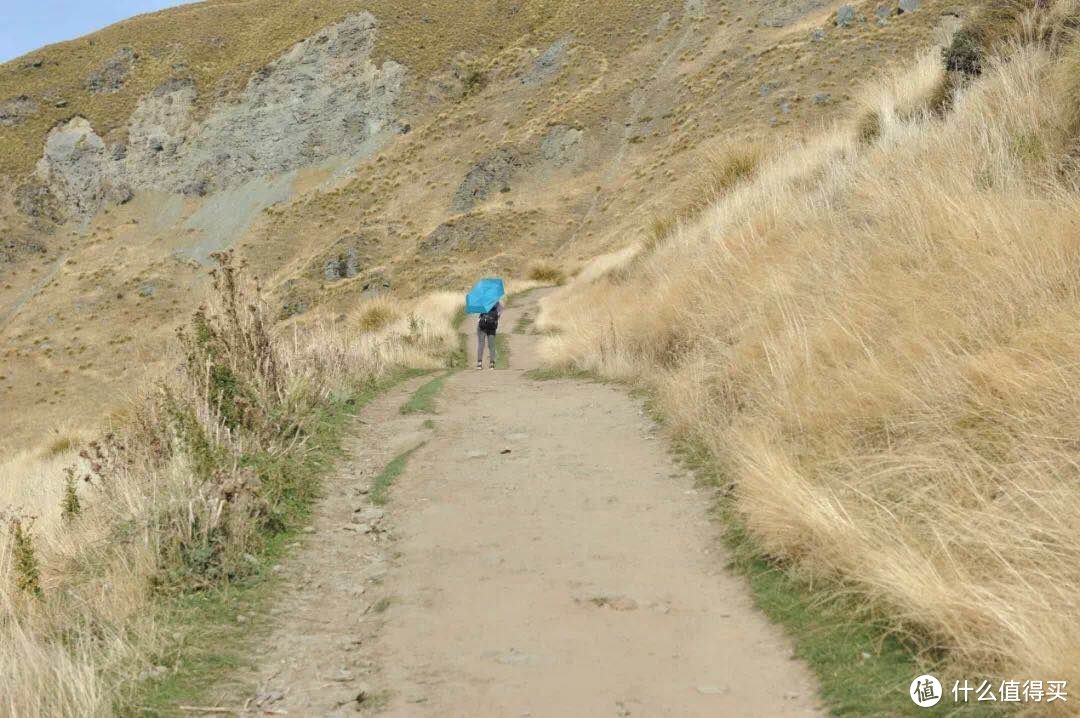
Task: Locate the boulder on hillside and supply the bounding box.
[451,148,525,212]
[86,47,137,94]
[0,95,38,126]
[421,215,491,254]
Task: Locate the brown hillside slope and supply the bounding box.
[1,0,959,455]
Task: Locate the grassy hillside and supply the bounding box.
[539,0,1080,697]
[0,0,959,455]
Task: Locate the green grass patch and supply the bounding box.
[494,334,511,369]
[422,419,436,430]
[368,596,394,614]
[370,444,424,507]
[512,311,534,334]
[524,366,599,382]
[400,372,450,414]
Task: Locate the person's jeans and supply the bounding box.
[477,328,496,365]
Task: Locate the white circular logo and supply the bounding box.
[910,674,943,707]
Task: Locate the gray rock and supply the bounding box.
[36,13,407,224]
[539,125,584,167]
[323,247,360,281]
[0,95,38,126]
[354,507,385,524]
[835,5,856,26]
[420,215,492,255]
[876,5,893,19]
[811,28,827,41]
[812,92,832,105]
[33,117,110,221]
[87,47,136,94]
[521,37,570,86]
[138,284,156,298]
[898,0,919,13]
[451,147,525,212]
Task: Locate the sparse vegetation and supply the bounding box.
[643,139,764,250]
[370,445,423,506]
[400,372,448,414]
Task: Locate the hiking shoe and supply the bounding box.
[476,362,483,370]
[490,361,496,369]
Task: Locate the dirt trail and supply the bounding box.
[232,290,823,717]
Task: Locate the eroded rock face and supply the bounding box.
[521,38,570,86]
[0,95,38,126]
[421,215,492,254]
[86,47,137,94]
[34,117,111,221]
[540,125,583,167]
[451,147,525,212]
[27,12,407,221]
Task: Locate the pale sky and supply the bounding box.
[0,1,200,64]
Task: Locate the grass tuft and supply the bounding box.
[369,444,423,507]
[400,372,448,414]
[526,262,566,285]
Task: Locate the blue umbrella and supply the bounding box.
[466,278,505,314]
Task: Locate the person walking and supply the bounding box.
[477,300,503,370]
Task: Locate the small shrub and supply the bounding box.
[526,262,565,285]
[944,0,1029,77]
[46,435,75,456]
[61,467,81,521]
[463,69,487,96]
[943,30,985,76]
[10,518,42,597]
[856,109,883,145]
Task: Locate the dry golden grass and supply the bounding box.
[540,5,1080,691]
[0,260,462,716]
[353,296,402,333]
[643,139,765,252]
[526,260,566,285]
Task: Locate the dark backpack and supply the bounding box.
[479,306,500,332]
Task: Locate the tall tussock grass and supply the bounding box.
[540,2,1080,694]
[0,252,458,715]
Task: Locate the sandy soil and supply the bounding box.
[231,290,823,717]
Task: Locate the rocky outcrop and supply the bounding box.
[421,215,494,254]
[521,38,570,86]
[26,13,407,221]
[34,118,111,221]
[86,47,136,94]
[0,96,38,126]
[540,125,584,168]
[451,147,525,212]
